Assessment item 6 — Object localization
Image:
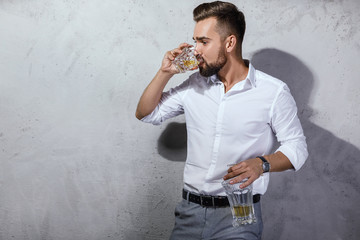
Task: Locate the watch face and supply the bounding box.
[263,162,270,173]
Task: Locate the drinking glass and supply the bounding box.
[172,47,199,73]
[222,178,257,227]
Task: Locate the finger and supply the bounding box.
[223,167,246,180]
[169,48,182,57]
[239,175,256,189]
[166,49,181,61]
[228,174,248,185]
[167,53,175,61]
[231,162,244,171]
[178,42,193,49]
[227,162,244,173]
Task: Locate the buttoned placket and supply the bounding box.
[204,79,251,188]
[205,82,227,184]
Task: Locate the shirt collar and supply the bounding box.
[246,60,257,88]
[206,60,257,88]
[206,74,220,84]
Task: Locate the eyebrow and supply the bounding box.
[193,36,211,41]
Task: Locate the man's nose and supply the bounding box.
[194,45,200,56]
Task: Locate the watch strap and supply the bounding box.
[256,156,270,173]
[256,156,268,163]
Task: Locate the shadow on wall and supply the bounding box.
[251,49,360,240]
[156,49,360,239]
[158,122,187,162]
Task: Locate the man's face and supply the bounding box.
[193,17,227,77]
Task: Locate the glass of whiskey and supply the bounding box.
[222,178,257,227]
[172,47,199,73]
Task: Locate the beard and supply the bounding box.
[198,49,227,77]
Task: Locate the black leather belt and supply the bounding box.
[182,189,260,207]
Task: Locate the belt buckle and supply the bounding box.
[199,194,215,207]
[200,195,207,207]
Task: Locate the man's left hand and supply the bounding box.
[223,157,263,188]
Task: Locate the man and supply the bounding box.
[136,1,308,239]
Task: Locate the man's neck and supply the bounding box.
[218,56,249,93]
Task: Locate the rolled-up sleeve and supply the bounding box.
[270,84,308,171]
[141,79,190,125]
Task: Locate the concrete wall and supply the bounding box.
[0,0,359,239]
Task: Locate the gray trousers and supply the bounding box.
[169,199,263,240]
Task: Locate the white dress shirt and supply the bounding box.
[142,62,308,196]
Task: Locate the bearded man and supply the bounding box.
[136,1,308,239]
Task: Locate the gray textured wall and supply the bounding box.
[0,0,359,240]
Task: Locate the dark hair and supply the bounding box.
[193,1,246,52]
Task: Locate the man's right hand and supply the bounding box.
[135,43,193,120]
[160,43,193,74]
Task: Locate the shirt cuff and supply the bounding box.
[276,142,308,171]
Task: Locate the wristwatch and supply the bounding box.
[257,156,270,173]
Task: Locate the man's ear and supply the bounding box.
[225,35,237,53]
